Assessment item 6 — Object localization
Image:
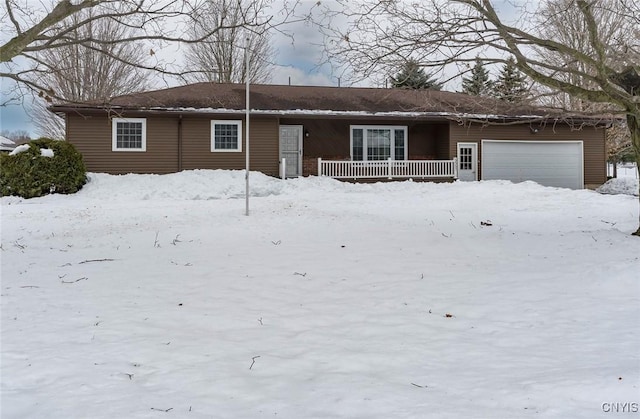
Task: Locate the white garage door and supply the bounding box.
[481,140,584,189]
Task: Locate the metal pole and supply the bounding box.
[245,37,250,216]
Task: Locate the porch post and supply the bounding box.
[281,158,286,179]
[388,157,392,179]
[453,157,458,179]
[318,157,322,176]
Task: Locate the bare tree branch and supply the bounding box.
[1,0,104,62]
[183,0,275,84]
[1,0,303,102]
[27,7,151,138]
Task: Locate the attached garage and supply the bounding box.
[481,140,584,189]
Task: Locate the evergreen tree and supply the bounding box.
[493,57,529,103]
[391,59,442,90]
[461,57,492,96]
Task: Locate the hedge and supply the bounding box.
[0,138,87,198]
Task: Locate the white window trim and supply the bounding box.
[112,117,147,152]
[350,125,408,161]
[211,120,243,152]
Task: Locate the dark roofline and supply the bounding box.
[48,83,614,127]
[49,104,612,127]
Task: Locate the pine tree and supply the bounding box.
[493,57,529,103]
[461,57,492,96]
[391,59,442,90]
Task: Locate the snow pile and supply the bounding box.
[8,143,30,156]
[80,170,289,201]
[7,144,55,157]
[597,177,639,196]
[2,171,639,419]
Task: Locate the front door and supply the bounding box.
[457,142,478,181]
[279,125,303,177]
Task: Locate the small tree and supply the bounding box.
[461,57,492,96]
[391,59,442,90]
[493,57,529,103]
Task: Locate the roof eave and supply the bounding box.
[47,104,609,126]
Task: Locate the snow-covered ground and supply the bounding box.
[600,163,639,197]
[607,162,638,179]
[2,171,639,419]
[619,165,639,179]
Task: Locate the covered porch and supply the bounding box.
[278,117,455,180]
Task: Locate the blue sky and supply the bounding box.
[0,76,36,135]
[0,102,32,135]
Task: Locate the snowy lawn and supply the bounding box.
[601,163,639,196]
[607,162,639,180]
[2,171,639,418]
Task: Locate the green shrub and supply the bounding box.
[0,138,87,198]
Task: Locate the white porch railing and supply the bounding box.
[318,157,458,180]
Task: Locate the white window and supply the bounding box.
[112,118,146,151]
[211,120,242,152]
[350,125,407,161]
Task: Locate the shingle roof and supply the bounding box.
[50,82,602,123]
[111,83,543,115]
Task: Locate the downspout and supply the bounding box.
[178,114,183,172]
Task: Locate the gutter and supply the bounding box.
[47,105,614,127]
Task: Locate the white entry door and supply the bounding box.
[279,125,303,177]
[457,142,478,181]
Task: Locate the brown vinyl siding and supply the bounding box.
[180,116,279,176]
[66,113,279,176]
[408,123,449,159]
[249,117,280,176]
[284,118,350,159]
[66,113,179,174]
[435,124,451,159]
[449,122,607,186]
